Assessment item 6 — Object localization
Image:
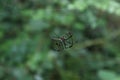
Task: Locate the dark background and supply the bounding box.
[0,0,120,80]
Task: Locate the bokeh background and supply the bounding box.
[0,0,120,80]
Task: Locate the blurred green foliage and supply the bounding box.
[0,0,120,80]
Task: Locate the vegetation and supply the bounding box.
[0,0,120,80]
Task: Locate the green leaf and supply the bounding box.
[74,23,85,30]
[98,70,120,80]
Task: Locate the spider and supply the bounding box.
[51,32,73,51]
